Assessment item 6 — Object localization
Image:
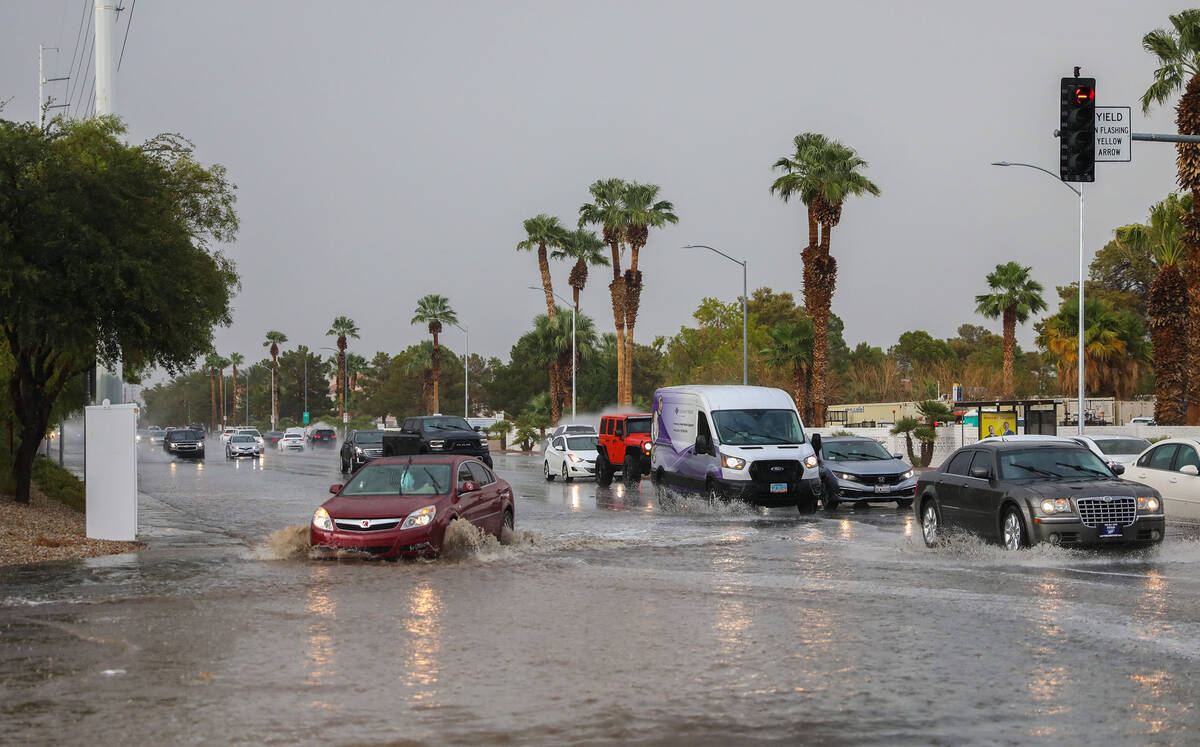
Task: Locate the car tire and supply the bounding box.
[562,462,572,482]
[824,492,840,511]
[623,454,641,484]
[544,462,555,482]
[920,499,940,548]
[596,453,613,487]
[1002,507,1028,551]
[340,457,349,474]
[503,508,514,530]
[706,480,723,503]
[896,498,913,509]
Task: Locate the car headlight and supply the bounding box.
[312,507,334,531]
[479,438,488,448]
[401,505,436,530]
[803,455,818,469]
[568,453,582,463]
[720,452,746,470]
[136,435,141,442]
[1039,498,1073,514]
[429,440,445,450]
[643,442,652,453]
[837,472,855,481]
[1137,496,1161,513]
[902,469,914,480]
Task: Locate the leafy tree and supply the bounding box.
[0,117,238,501]
[487,419,512,451]
[1142,9,1200,423]
[1089,236,1156,303]
[771,133,880,425]
[762,319,815,422]
[325,316,360,420]
[891,330,955,371]
[411,295,457,414]
[974,262,1047,397]
[263,330,288,429]
[1036,296,1149,399]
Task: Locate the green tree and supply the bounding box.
[974,262,1047,397]
[552,228,609,312]
[517,214,569,419]
[1142,9,1200,423]
[411,295,457,414]
[325,315,360,420]
[762,320,815,422]
[228,352,244,426]
[579,178,630,405]
[487,419,512,451]
[263,330,288,429]
[1037,296,1149,399]
[203,352,222,431]
[771,133,880,426]
[0,117,238,501]
[531,308,598,421]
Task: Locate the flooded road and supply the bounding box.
[4,441,1200,744]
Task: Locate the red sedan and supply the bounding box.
[309,455,515,558]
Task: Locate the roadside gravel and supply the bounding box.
[0,488,142,566]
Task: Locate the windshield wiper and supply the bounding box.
[421,467,443,494]
[1008,463,1060,478]
[1055,462,1110,478]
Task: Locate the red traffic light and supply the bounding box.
[1074,86,1095,104]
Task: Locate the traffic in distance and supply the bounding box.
[134,385,1189,559]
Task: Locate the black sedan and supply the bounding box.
[916,441,1165,550]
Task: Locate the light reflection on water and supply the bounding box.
[1131,571,1174,735]
[404,580,443,703]
[305,566,336,687]
[1027,579,1069,738]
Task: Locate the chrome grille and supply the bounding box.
[1077,497,1136,527]
[362,448,383,457]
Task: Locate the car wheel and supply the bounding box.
[825,491,840,511]
[225,449,231,459]
[503,508,514,530]
[896,498,913,509]
[623,454,641,483]
[544,461,555,481]
[921,500,940,548]
[340,457,349,474]
[562,462,572,482]
[1002,507,1027,551]
[596,453,613,487]
[707,480,722,503]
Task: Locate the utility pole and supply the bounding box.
[38,45,69,129]
[93,1,123,404]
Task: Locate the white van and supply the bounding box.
[649,385,821,511]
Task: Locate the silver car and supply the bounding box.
[226,434,262,458]
[818,436,917,510]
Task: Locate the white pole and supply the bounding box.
[1077,183,1085,435]
[741,259,748,386]
[464,326,469,419]
[571,306,577,422]
[93,1,122,404]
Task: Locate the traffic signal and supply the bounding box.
[1060,77,1096,182]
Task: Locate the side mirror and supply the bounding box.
[460,480,480,494]
[810,432,822,456]
[1110,463,1126,476]
[1181,465,1199,477]
[969,466,990,480]
[695,434,712,456]
[329,484,343,494]
[892,453,904,460]
[474,425,482,432]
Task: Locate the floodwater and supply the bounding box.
[4,439,1200,744]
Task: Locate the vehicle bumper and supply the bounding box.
[309,525,437,559]
[229,448,260,457]
[833,479,917,502]
[1029,514,1166,547]
[167,447,205,458]
[567,461,596,477]
[716,477,823,507]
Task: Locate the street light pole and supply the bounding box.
[685,245,748,385]
[527,287,576,422]
[452,322,469,419]
[245,369,250,425]
[991,161,1085,435]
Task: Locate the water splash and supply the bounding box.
[260,525,311,560]
[653,487,758,516]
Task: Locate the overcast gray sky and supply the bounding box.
[2,1,1185,370]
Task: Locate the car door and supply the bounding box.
[468,461,503,532]
[1130,443,1180,506]
[935,451,975,531]
[961,451,1003,538]
[454,461,487,526]
[1167,443,1200,522]
[550,437,567,474]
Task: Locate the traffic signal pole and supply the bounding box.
[1077,183,1084,435]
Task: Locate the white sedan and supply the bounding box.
[279,432,305,451]
[544,434,599,482]
[1127,438,1200,523]
[1070,435,1152,468]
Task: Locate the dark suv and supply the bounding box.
[309,428,338,447]
[340,430,385,473]
[400,415,492,467]
[163,428,205,459]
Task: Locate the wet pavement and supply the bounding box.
[4,438,1200,744]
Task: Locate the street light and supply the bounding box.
[528,287,576,422]
[684,244,748,385]
[451,321,469,419]
[991,161,1084,435]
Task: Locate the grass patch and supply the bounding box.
[31,457,85,511]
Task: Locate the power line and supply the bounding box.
[64,0,89,114]
[72,24,95,117]
[117,0,136,71]
[86,79,95,116]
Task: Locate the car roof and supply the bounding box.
[965,440,1089,452]
[822,436,878,442]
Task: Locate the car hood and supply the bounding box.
[825,458,910,475]
[1025,479,1151,499]
[323,494,449,519]
[568,449,599,459]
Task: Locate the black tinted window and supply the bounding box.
[468,462,494,485]
[967,451,992,477]
[945,451,974,475]
[1177,446,1200,473]
[1145,444,1179,470]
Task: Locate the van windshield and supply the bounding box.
[711,409,805,446]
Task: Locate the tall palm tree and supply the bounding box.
[579,178,630,405]
[518,214,569,418]
[203,352,222,431]
[532,308,599,419]
[1116,193,1191,424]
[345,352,367,413]
[1037,297,1145,400]
[1142,9,1200,422]
[974,262,1047,398]
[551,228,609,313]
[215,355,230,428]
[325,316,360,420]
[762,320,815,423]
[263,330,288,429]
[620,181,678,406]
[771,133,880,426]
[411,295,457,414]
[228,352,244,426]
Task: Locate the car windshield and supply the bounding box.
[711,409,805,446]
[421,417,473,433]
[998,447,1115,480]
[823,440,891,461]
[1095,438,1151,455]
[355,431,384,444]
[624,417,651,435]
[238,430,261,437]
[339,464,452,496]
[168,431,197,442]
[566,436,598,451]
[232,435,254,443]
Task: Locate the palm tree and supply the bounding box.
[1037,297,1146,399]
[1142,10,1200,423]
[579,178,630,404]
[411,295,457,414]
[532,307,598,420]
[771,134,880,426]
[325,316,360,420]
[974,262,1047,398]
[518,214,569,415]
[345,352,367,413]
[762,320,815,422]
[620,181,678,406]
[263,330,288,429]
[203,352,222,431]
[1117,194,1190,424]
[227,353,244,426]
[551,228,609,313]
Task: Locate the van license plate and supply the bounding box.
[770,483,787,494]
[1101,523,1122,537]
